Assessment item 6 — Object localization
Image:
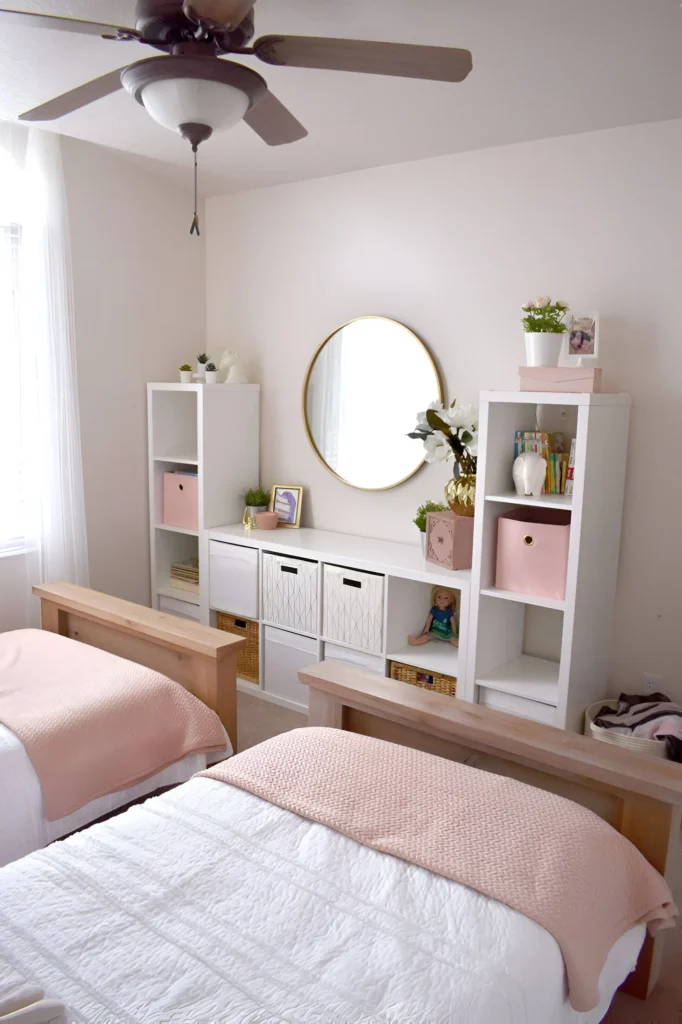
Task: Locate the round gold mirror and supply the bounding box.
[303,316,442,490]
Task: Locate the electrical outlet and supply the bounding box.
[642,673,663,694]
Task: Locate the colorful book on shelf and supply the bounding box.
[565,438,577,495]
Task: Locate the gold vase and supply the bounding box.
[445,474,476,517]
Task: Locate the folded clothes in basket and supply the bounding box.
[594,693,682,761]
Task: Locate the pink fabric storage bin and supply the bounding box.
[163,472,198,530]
[495,508,571,600]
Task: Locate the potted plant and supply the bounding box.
[196,352,210,379]
[409,400,479,516]
[521,297,570,366]
[244,486,270,524]
[179,364,193,384]
[414,500,447,554]
[204,361,219,384]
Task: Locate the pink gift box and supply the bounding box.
[163,471,198,531]
[519,366,602,393]
[495,508,571,600]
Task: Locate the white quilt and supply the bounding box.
[0,724,230,867]
[0,777,644,1024]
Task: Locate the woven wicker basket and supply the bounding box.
[390,660,457,697]
[584,700,667,759]
[216,613,259,684]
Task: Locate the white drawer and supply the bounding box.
[323,642,385,675]
[209,541,259,619]
[158,595,201,622]
[323,564,384,653]
[262,553,318,635]
[263,626,317,710]
[478,687,557,726]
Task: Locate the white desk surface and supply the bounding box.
[208,524,471,589]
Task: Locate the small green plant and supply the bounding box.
[197,352,210,364]
[413,500,447,532]
[521,297,569,333]
[205,362,217,371]
[179,363,192,371]
[244,486,270,508]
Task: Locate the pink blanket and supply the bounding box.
[0,629,227,820]
[202,727,678,1013]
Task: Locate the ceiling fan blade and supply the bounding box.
[254,35,472,84]
[243,91,307,146]
[19,69,126,122]
[0,8,138,38]
[183,0,255,30]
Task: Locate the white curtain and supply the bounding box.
[0,124,88,620]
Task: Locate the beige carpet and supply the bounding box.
[237,690,681,1022]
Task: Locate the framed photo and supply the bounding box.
[566,312,599,361]
[270,485,303,528]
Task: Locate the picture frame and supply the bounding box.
[270,485,303,528]
[566,312,599,362]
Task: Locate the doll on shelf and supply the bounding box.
[408,586,459,648]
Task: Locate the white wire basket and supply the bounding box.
[584,700,667,759]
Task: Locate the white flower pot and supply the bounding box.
[524,332,563,367]
[179,370,192,384]
[246,504,268,521]
[205,370,218,384]
[420,531,426,555]
[196,362,207,379]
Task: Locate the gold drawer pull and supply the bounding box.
[523,534,535,547]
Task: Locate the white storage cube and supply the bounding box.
[262,553,318,635]
[323,565,385,653]
[263,626,317,709]
[158,595,201,622]
[323,642,385,675]
[209,541,259,618]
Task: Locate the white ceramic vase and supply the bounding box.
[179,370,192,384]
[524,332,563,367]
[196,361,207,379]
[205,370,219,384]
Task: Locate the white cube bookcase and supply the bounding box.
[147,383,260,624]
[466,390,631,732]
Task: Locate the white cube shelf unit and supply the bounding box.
[147,383,260,623]
[466,390,631,731]
[207,525,471,712]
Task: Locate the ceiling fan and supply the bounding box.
[2,0,473,231]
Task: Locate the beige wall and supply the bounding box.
[62,138,205,606]
[205,118,682,696]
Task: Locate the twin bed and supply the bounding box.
[0,584,680,1023]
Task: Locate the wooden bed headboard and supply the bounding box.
[33,583,244,750]
[300,660,682,1002]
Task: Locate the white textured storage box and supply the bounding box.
[323,642,385,675]
[263,626,316,709]
[209,541,259,619]
[262,552,318,635]
[323,565,385,653]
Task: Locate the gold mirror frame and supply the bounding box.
[302,316,443,492]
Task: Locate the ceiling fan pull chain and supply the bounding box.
[190,146,200,236]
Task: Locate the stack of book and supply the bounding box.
[170,557,199,595]
[513,431,573,496]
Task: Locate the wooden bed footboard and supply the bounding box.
[300,660,682,1002]
[33,583,244,750]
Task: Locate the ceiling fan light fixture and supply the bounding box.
[140,76,249,134]
[121,55,267,139]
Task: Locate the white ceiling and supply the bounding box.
[1,0,681,196]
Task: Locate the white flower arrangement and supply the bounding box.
[409,400,478,474]
[521,297,570,334]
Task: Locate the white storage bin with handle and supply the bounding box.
[584,700,667,759]
[262,553,319,635]
[263,626,317,710]
[209,541,259,619]
[323,564,385,653]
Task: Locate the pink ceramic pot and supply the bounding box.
[255,511,279,530]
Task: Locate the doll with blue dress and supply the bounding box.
[408,586,459,648]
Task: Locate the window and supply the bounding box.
[0,148,26,554]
